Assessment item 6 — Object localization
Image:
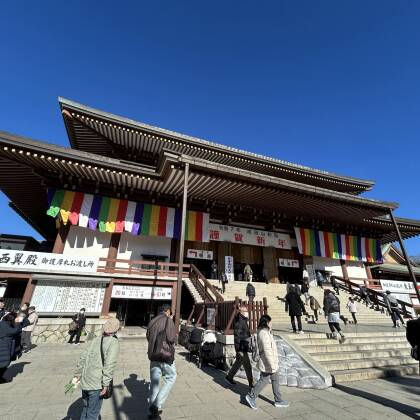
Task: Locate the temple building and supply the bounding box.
[1,97,420,326]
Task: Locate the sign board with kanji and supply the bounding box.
[0,250,98,274]
[186,249,214,260]
[209,224,291,249]
[111,285,172,300]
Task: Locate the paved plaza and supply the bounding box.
[1,339,420,420]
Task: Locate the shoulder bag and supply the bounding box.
[151,317,175,364]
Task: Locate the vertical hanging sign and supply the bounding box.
[225,256,234,282]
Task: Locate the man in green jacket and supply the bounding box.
[74,318,120,420]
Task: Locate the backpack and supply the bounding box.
[151,318,175,364]
[250,334,260,363]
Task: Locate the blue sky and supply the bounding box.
[1,1,420,254]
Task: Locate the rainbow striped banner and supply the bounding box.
[47,189,209,242]
[294,227,382,263]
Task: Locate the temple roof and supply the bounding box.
[1,130,419,244]
[59,97,375,195]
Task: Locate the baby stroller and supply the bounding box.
[188,328,217,368]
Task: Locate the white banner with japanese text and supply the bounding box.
[279,258,300,268]
[0,250,98,273]
[209,224,291,249]
[225,256,234,282]
[111,285,172,300]
[380,279,417,294]
[186,249,214,260]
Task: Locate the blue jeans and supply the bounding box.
[150,361,177,410]
[80,390,103,420]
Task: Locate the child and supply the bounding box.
[346,297,358,324]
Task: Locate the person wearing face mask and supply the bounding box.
[225,304,253,388]
[68,308,86,345]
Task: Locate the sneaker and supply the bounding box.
[274,400,290,408]
[148,406,162,417]
[225,376,236,386]
[298,331,304,335]
[293,330,297,334]
[245,394,258,410]
[339,335,346,344]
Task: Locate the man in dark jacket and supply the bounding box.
[246,282,256,303]
[0,298,6,320]
[146,304,177,420]
[384,291,405,328]
[285,285,306,333]
[406,318,420,350]
[68,308,86,345]
[225,304,253,388]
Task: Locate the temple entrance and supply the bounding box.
[109,298,169,327]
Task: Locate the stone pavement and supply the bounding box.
[1,339,420,420]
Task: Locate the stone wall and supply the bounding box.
[32,318,107,343]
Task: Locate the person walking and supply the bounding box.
[324,289,346,343]
[73,318,120,420]
[346,297,358,324]
[330,276,340,295]
[147,304,177,420]
[210,261,218,280]
[309,296,321,323]
[244,264,253,282]
[68,308,87,345]
[316,271,324,289]
[384,291,405,328]
[246,281,256,303]
[21,306,38,353]
[225,304,253,388]
[245,315,289,410]
[301,278,311,305]
[0,312,29,383]
[219,273,228,294]
[285,285,306,334]
[359,285,372,307]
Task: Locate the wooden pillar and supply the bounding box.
[170,238,179,263]
[106,233,121,271]
[52,222,70,254]
[171,281,177,314]
[340,259,349,279]
[175,163,189,330]
[101,279,114,317]
[21,277,35,304]
[262,247,278,283]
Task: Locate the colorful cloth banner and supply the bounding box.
[294,227,382,263]
[47,189,210,242]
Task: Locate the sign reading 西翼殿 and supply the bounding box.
[0,250,98,274]
[111,285,172,300]
[380,279,416,294]
[209,224,291,249]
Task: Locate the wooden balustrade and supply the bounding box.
[189,264,224,303]
[97,258,190,277]
[332,275,416,319]
[187,296,268,335]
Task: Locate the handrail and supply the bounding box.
[189,264,224,303]
[331,275,416,319]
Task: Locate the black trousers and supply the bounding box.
[290,315,302,332]
[328,322,342,333]
[68,328,82,344]
[350,312,357,324]
[391,308,404,326]
[0,367,7,379]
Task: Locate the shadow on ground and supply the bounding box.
[4,361,31,381]
[336,381,420,420]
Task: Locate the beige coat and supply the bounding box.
[257,328,279,374]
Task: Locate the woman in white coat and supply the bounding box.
[245,315,289,410]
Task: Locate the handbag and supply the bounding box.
[151,317,175,364]
[68,321,78,332]
[99,337,114,400]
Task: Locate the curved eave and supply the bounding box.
[59,97,375,195]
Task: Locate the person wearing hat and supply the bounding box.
[73,317,120,420]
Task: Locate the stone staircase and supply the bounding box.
[183,278,204,303]
[288,331,418,383]
[208,280,392,327]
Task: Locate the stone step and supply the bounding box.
[312,349,411,362]
[296,337,408,346]
[331,364,419,383]
[287,331,407,339]
[298,342,410,353]
[322,356,415,371]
